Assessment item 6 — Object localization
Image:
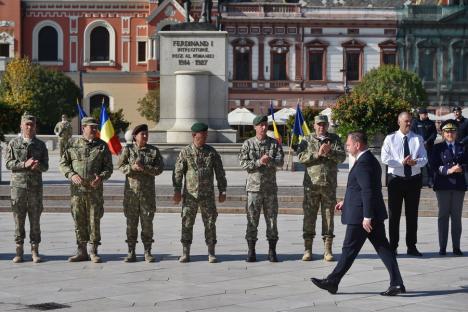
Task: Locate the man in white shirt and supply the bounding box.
[381,112,428,257]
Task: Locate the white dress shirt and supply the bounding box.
[381,130,428,177]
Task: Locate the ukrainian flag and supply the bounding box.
[99,103,122,155]
[270,101,282,144]
[292,103,310,143]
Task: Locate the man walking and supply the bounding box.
[118,124,164,262]
[381,112,427,256]
[60,117,113,263]
[297,115,345,261]
[239,115,284,262]
[311,131,405,296]
[172,122,227,263]
[6,113,49,263]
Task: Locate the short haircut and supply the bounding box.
[347,130,368,145]
[398,111,411,121]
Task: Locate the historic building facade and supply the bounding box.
[0,0,465,130]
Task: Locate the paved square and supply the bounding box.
[0,213,466,311]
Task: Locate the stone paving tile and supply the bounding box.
[0,213,467,312]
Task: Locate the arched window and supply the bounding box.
[84,21,116,65]
[32,21,64,64]
[90,26,110,62]
[38,26,58,61]
[89,94,110,116]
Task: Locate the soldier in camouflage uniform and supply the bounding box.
[6,114,49,263]
[118,124,164,263]
[172,122,227,263]
[59,117,113,263]
[54,114,73,156]
[297,115,346,261]
[239,115,284,262]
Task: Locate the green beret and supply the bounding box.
[441,119,457,131]
[21,113,36,123]
[191,122,208,132]
[314,115,329,124]
[132,124,148,136]
[253,115,268,126]
[81,117,99,126]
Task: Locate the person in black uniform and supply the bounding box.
[453,106,468,148]
[411,107,437,187]
[311,131,405,296]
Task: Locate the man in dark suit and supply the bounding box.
[311,131,405,296]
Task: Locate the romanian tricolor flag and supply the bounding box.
[292,103,310,143]
[269,101,282,145]
[99,103,122,155]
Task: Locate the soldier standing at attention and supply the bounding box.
[297,115,346,262]
[60,117,113,263]
[118,124,164,263]
[54,114,73,156]
[172,122,227,263]
[239,115,284,262]
[6,113,49,263]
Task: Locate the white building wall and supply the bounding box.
[251,37,259,80]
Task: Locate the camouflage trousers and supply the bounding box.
[181,193,218,245]
[123,190,155,245]
[71,191,104,244]
[11,187,43,244]
[58,138,69,156]
[245,192,279,241]
[303,185,336,240]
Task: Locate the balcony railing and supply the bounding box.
[223,3,301,17]
[232,80,252,88]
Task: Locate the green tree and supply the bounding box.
[332,65,427,140]
[137,89,160,123]
[0,100,21,140]
[0,58,80,133]
[91,107,130,136]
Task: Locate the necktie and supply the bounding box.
[403,136,411,178]
[448,144,454,157]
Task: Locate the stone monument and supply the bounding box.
[151,23,236,143]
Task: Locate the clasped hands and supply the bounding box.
[24,157,40,171]
[71,174,102,188]
[318,142,332,157]
[448,164,463,174]
[402,155,417,166]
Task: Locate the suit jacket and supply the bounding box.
[430,142,467,191]
[341,150,388,225]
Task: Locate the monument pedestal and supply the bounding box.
[151,30,236,144]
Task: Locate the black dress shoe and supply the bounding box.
[439,249,446,256]
[310,278,338,294]
[453,248,464,256]
[380,285,406,296]
[407,248,422,257]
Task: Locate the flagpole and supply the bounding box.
[285,128,294,171]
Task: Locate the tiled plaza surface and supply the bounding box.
[0,213,467,312]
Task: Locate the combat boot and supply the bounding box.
[12,244,24,263]
[207,244,217,263]
[302,239,313,261]
[246,240,256,262]
[124,243,137,263]
[324,237,334,262]
[179,244,190,263]
[89,243,102,263]
[31,244,42,263]
[268,240,278,262]
[68,243,89,262]
[144,243,155,263]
